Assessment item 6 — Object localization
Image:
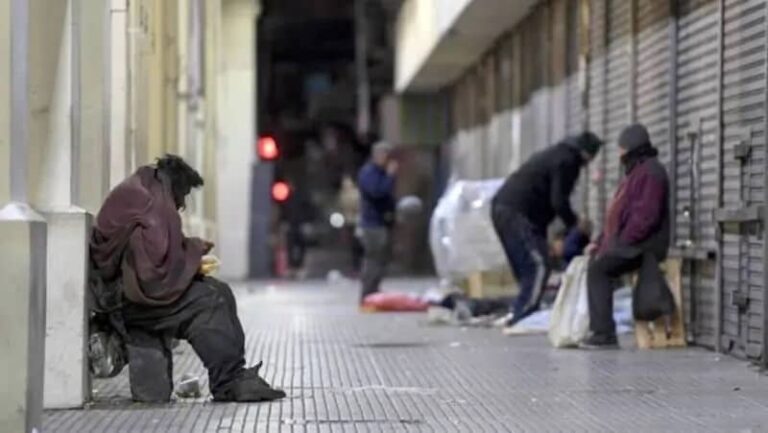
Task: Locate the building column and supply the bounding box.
[217,0,259,279]
[0,0,48,431]
[109,0,129,188]
[41,0,110,410]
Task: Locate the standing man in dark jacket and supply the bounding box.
[581,123,670,349]
[357,141,398,303]
[492,132,603,329]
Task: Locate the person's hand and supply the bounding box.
[199,255,220,275]
[577,218,593,236]
[584,243,598,256]
[386,160,399,176]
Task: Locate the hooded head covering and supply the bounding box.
[619,124,651,152]
[618,124,658,173]
[575,131,603,158]
[90,166,207,306]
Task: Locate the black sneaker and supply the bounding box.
[579,333,619,350]
[214,361,287,402]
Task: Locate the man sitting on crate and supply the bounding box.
[580,124,671,350]
[491,132,603,331]
[89,155,286,402]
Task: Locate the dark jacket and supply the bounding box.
[358,162,396,228]
[597,157,670,260]
[493,139,584,234]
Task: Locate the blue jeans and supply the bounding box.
[491,205,550,322]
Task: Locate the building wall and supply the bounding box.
[443,0,768,364]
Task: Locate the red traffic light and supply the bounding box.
[272,181,291,202]
[257,136,279,161]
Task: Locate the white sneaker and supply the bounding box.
[492,313,514,328]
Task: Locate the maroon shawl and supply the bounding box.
[90,166,206,306]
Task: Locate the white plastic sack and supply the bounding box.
[548,256,590,348]
[429,179,507,279]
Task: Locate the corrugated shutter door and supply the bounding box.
[566,0,588,215]
[520,20,537,163]
[551,0,569,144]
[635,0,672,164]
[604,0,631,195]
[675,0,719,348]
[720,0,766,359]
[567,0,584,137]
[588,0,608,229]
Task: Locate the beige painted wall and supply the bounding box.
[0,0,10,205]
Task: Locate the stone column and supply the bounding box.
[42,0,110,409]
[217,0,259,279]
[0,0,48,431]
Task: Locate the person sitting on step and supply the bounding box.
[89,154,286,403]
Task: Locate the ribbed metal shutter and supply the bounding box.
[604,0,631,197]
[588,0,608,229]
[719,0,766,359]
[674,0,719,348]
[634,0,672,164]
[565,0,589,215]
[527,7,552,155]
[519,18,537,162]
[552,0,570,144]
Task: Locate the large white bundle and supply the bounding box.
[429,179,507,279]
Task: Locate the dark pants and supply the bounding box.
[351,231,364,273]
[491,205,550,321]
[287,225,306,269]
[359,227,390,303]
[122,277,246,400]
[587,253,642,336]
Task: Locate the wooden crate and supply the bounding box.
[633,258,686,349]
[461,268,518,299]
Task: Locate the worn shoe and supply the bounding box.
[578,333,620,350]
[215,361,287,402]
[492,313,515,328]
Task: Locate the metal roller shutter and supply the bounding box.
[566,0,589,215]
[674,0,719,348]
[719,0,766,359]
[604,0,631,197]
[588,0,608,229]
[566,0,584,136]
[634,0,672,164]
[551,0,570,144]
[520,19,538,162]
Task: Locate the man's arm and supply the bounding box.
[359,167,395,199]
[550,163,579,229]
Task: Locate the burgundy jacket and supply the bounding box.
[597,157,670,260]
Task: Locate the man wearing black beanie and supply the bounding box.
[491,132,603,330]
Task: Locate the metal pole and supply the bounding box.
[10,0,29,203]
[761,0,768,369]
[355,0,371,137]
[628,0,637,123]
[715,0,725,353]
[668,0,678,248]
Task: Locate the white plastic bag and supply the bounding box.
[548,256,590,348]
[429,179,506,280]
